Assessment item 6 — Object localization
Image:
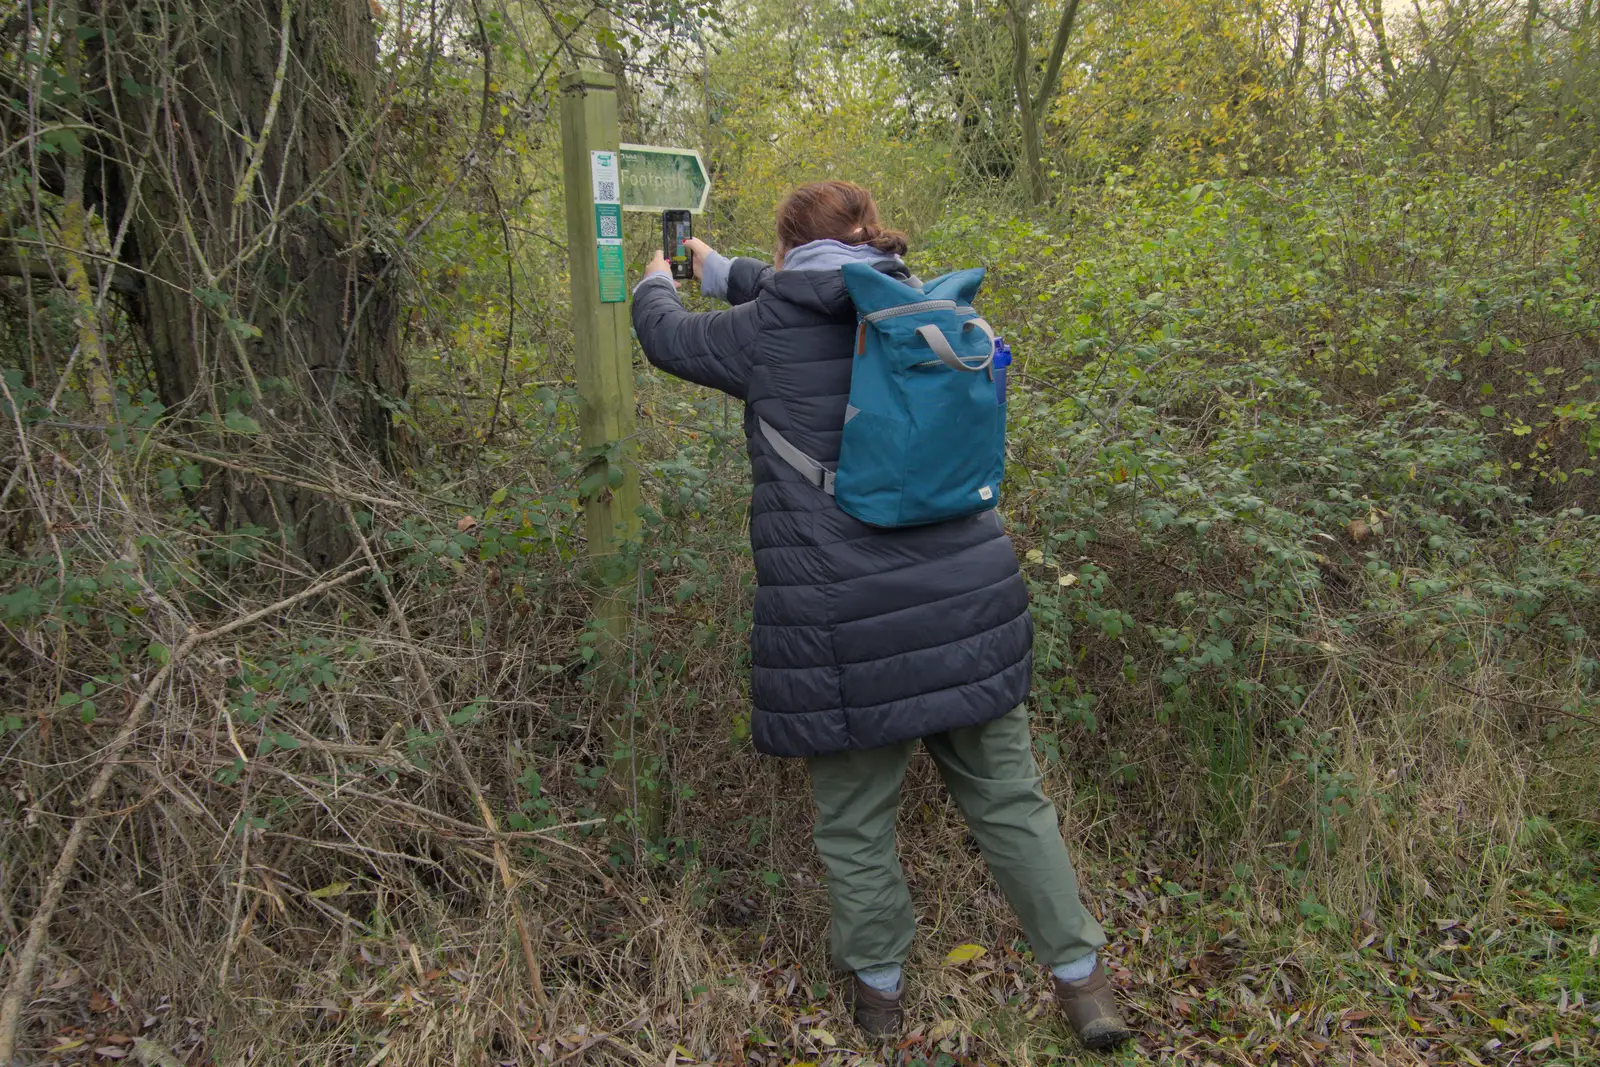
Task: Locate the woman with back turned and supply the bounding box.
[630,180,1132,1050]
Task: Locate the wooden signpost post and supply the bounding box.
[559,70,713,847]
[560,70,639,554]
[559,70,654,839]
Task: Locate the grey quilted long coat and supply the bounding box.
[631,255,1032,757]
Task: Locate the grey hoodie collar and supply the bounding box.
[781,238,904,274]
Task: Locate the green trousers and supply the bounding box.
[805,706,1107,973]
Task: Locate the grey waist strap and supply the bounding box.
[758,418,836,495]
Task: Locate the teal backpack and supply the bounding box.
[758,262,1007,528]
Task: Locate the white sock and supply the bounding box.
[856,963,903,993]
[1051,952,1097,983]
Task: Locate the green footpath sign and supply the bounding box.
[619,143,710,213]
[590,150,626,302]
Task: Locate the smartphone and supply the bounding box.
[662,210,693,280]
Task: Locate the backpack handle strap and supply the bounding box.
[914,318,997,373]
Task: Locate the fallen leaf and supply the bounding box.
[457,515,478,532]
[927,1020,958,1042]
[89,990,114,1013]
[47,969,82,990]
[1524,1036,1556,1054]
[943,943,987,966]
[808,1028,836,1047]
[1057,573,1077,587]
[132,1038,186,1067]
[1024,548,1044,564]
[94,1047,129,1060]
[308,881,351,899]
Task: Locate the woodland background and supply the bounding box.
[0,0,1597,1064]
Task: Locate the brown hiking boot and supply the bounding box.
[1052,961,1133,1051]
[850,976,904,1038]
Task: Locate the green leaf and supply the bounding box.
[42,128,83,158]
[193,285,230,309]
[223,411,261,435]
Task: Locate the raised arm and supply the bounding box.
[691,241,772,308]
[631,274,759,399]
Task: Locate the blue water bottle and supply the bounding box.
[992,336,1012,405]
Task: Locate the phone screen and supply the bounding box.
[663,211,693,279]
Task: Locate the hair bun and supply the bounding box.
[776,181,910,259]
[863,223,907,257]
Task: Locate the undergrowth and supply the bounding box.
[3,161,1599,1066]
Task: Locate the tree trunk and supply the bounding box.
[1358,0,1400,100]
[101,0,404,568]
[1006,0,1046,205]
[1287,1,1313,88]
[1007,0,1081,206]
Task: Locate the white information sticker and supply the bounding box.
[590,150,621,205]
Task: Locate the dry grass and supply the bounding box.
[1,399,1596,1067]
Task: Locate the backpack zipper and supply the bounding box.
[862,299,958,323]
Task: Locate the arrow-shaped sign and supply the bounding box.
[619,143,710,213]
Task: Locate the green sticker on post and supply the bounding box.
[596,244,626,303]
[590,151,626,303]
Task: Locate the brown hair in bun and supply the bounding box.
[776,180,908,257]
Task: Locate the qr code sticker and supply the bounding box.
[598,214,620,238]
[596,180,618,202]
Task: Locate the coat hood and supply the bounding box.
[764,247,909,317]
